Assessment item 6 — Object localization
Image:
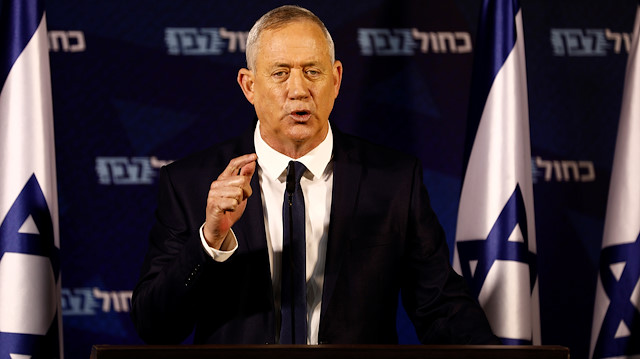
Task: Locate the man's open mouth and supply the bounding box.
[290,111,311,121]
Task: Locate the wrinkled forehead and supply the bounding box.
[255,21,332,64]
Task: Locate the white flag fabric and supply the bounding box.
[453,0,540,345]
[0,0,63,358]
[589,4,640,359]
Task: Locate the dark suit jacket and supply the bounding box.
[131,126,499,345]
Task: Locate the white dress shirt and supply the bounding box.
[200,121,333,344]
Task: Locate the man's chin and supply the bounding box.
[285,125,326,144]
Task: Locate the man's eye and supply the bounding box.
[273,71,287,78]
[306,70,320,76]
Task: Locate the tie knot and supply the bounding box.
[288,161,307,184]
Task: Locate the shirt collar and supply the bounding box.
[254,121,333,182]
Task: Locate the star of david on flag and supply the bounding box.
[590,3,640,358]
[456,185,537,300]
[591,235,640,359]
[453,0,540,345]
[0,0,63,357]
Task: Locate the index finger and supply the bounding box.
[218,153,258,179]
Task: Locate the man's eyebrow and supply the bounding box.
[270,61,322,68]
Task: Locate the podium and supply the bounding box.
[90,345,569,359]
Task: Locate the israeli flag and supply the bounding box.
[589,3,640,359]
[453,0,540,345]
[0,0,62,358]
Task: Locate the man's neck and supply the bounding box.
[254,121,334,180]
[266,140,320,159]
[259,128,328,159]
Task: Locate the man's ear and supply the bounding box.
[237,68,255,104]
[332,60,343,98]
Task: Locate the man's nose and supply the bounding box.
[287,69,310,100]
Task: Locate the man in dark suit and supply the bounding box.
[131,5,499,345]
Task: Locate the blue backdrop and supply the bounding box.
[45,1,637,358]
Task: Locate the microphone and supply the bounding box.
[286,161,295,195]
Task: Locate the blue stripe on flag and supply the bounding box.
[0,0,45,89]
[501,338,533,345]
[464,0,520,164]
[0,320,61,359]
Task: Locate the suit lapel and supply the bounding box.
[320,131,362,323]
[238,172,268,254]
[228,126,272,289]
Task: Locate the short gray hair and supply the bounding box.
[245,5,335,71]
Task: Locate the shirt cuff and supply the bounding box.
[199,223,238,262]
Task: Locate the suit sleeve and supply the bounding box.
[130,165,213,344]
[400,159,501,344]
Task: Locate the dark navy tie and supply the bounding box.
[280,161,307,344]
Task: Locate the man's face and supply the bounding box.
[239,20,342,156]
